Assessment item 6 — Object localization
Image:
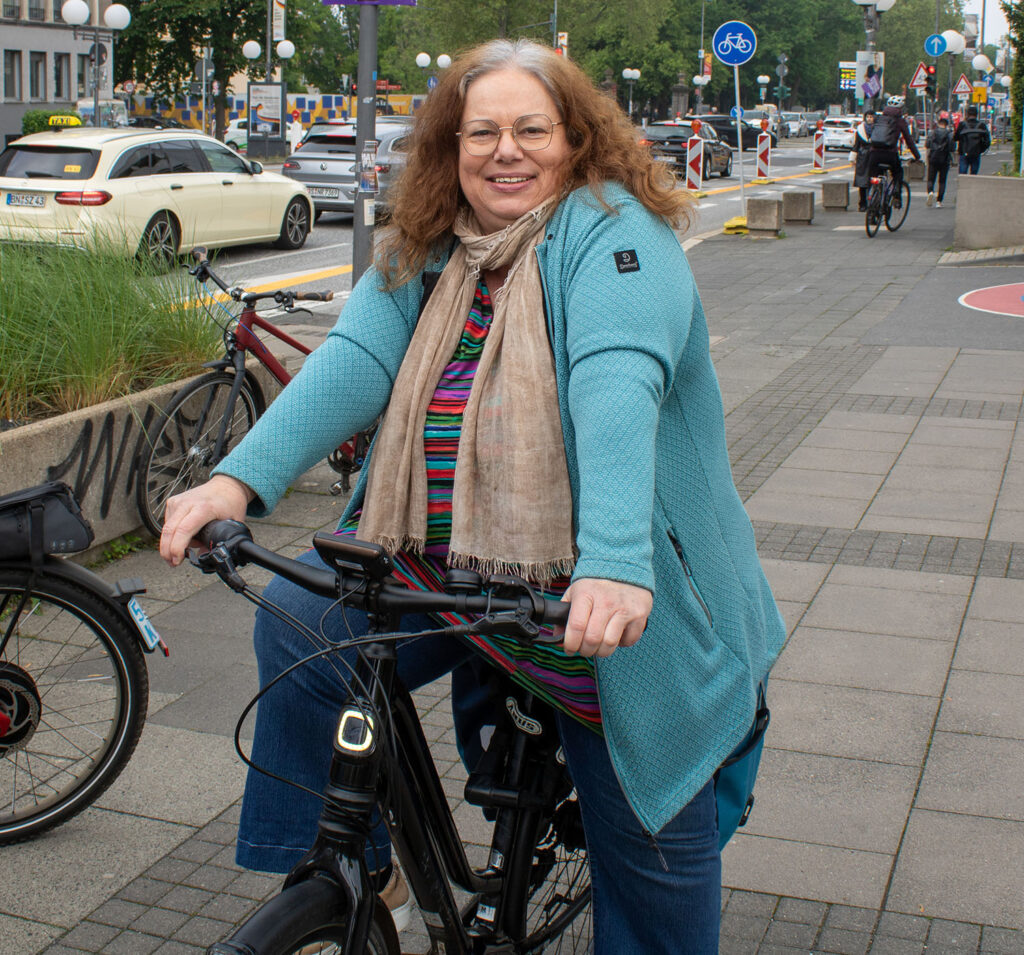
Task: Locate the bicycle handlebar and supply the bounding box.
[195,520,570,637]
[187,248,333,306]
[293,290,334,303]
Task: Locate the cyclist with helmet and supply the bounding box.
[867,95,921,205]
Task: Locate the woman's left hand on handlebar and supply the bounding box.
[159,475,253,567]
[561,578,652,657]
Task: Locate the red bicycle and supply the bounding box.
[135,247,374,537]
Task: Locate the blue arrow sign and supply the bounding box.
[712,21,757,67]
[730,106,745,118]
[427,74,438,90]
[924,33,947,57]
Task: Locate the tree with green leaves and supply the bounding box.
[1002,0,1022,169]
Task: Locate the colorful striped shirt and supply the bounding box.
[342,280,601,731]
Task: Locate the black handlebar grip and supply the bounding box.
[294,290,334,302]
[198,519,253,548]
[191,246,209,264]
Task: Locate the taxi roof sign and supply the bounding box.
[48,114,82,127]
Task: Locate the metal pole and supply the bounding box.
[265,0,272,81]
[352,2,378,285]
[93,23,100,126]
[551,0,557,48]
[947,53,953,113]
[734,65,746,218]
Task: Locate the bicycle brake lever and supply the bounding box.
[472,608,542,640]
[284,306,313,319]
[188,544,247,593]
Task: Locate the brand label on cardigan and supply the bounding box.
[614,249,640,273]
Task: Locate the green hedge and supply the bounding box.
[21,109,83,135]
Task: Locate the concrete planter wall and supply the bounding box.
[0,368,279,549]
[954,175,1024,250]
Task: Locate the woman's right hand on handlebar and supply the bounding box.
[159,475,254,567]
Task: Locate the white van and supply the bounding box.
[75,98,129,127]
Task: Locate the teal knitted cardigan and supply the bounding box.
[216,183,786,835]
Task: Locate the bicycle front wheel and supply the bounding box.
[208,878,400,955]
[864,187,881,237]
[885,181,911,231]
[136,371,264,536]
[0,568,148,844]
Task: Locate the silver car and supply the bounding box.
[281,118,414,220]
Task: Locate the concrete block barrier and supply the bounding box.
[746,197,782,237]
[821,181,850,210]
[905,158,926,180]
[782,190,815,224]
[954,175,1024,250]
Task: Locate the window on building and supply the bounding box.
[29,51,45,99]
[52,0,62,18]
[28,0,43,19]
[2,0,21,19]
[77,53,90,97]
[4,50,22,101]
[54,52,70,99]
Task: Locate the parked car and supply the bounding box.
[639,121,733,178]
[821,117,857,150]
[0,128,313,261]
[684,114,777,150]
[128,116,188,130]
[283,118,414,219]
[225,118,249,151]
[779,112,809,138]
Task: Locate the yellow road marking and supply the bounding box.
[700,162,853,196]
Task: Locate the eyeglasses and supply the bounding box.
[457,114,563,155]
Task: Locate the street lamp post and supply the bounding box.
[415,52,451,94]
[622,68,640,121]
[851,0,896,110]
[241,39,293,156]
[692,73,710,114]
[757,74,770,104]
[941,29,966,112]
[61,0,131,126]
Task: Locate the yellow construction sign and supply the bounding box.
[972,83,988,104]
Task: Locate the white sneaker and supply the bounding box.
[936,201,943,208]
[926,192,934,206]
[379,866,412,933]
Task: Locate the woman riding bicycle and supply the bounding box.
[160,39,785,954]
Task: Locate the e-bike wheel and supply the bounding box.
[885,181,911,231]
[208,878,400,955]
[0,569,148,844]
[518,793,592,954]
[136,371,264,536]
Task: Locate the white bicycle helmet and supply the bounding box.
[886,95,905,108]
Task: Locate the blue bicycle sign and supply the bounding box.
[712,21,757,67]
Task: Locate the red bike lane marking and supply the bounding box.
[958,283,1024,319]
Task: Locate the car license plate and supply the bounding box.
[309,186,340,199]
[6,192,46,207]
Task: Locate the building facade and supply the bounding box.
[2,0,117,143]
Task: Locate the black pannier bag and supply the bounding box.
[0,482,94,561]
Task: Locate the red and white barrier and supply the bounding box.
[686,136,704,192]
[754,133,772,182]
[812,131,826,173]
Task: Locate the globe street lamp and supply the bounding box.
[415,52,451,94]
[61,0,131,127]
[692,73,710,114]
[941,30,965,112]
[757,74,770,104]
[622,68,641,121]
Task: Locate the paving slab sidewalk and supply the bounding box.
[2,151,1022,955]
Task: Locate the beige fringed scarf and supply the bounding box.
[357,197,575,582]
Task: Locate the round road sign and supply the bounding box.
[730,105,745,118]
[924,33,947,57]
[712,21,757,67]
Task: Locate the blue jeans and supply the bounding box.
[237,549,721,953]
[959,154,981,174]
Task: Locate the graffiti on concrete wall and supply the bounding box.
[46,408,155,519]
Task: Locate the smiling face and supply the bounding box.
[457,69,570,234]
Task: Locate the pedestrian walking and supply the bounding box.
[925,115,953,207]
[954,105,990,175]
[850,109,875,211]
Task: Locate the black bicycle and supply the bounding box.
[193,521,591,955]
[0,483,166,844]
[864,162,910,237]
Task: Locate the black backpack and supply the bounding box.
[929,127,952,163]
[958,121,990,159]
[870,113,899,149]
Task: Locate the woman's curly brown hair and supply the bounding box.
[376,38,694,289]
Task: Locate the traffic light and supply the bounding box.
[773,83,790,101]
[925,64,936,99]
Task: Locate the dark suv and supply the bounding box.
[640,121,733,178]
